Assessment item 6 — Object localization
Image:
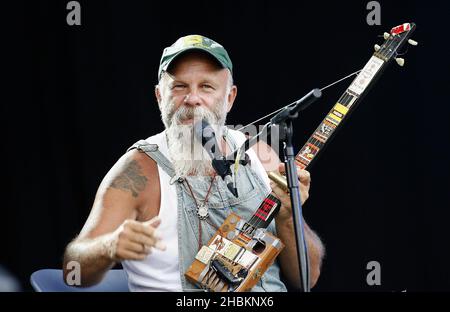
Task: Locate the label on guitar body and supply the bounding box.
[195,246,215,264]
[349,55,384,96]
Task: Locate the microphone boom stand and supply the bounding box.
[270,88,321,292]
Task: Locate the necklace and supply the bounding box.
[184,173,216,220]
[184,174,217,251]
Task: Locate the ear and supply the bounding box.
[226,85,237,112]
[155,84,162,107]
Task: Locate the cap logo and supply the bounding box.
[182,35,209,49]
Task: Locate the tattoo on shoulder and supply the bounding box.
[110,160,148,198]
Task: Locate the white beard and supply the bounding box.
[161,99,228,177]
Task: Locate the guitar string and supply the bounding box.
[248,32,403,228]
[237,30,402,134]
[235,69,362,133]
[235,31,400,180]
[294,34,401,169]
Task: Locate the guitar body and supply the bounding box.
[185,197,284,292]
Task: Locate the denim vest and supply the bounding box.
[128,129,287,292]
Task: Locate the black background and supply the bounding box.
[2,0,449,291]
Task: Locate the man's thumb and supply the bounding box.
[143,216,161,228]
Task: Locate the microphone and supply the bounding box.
[194,119,222,160]
[194,119,239,197]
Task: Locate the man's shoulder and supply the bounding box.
[251,141,280,173]
[110,147,158,182]
[226,127,246,144]
[124,130,167,160]
[116,131,166,178]
[225,127,279,171]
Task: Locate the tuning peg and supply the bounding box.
[383,32,390,40]
[395,58,405,67]
[408,39,418,46]
[374,44,381,51]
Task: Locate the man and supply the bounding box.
[63,35,325,291]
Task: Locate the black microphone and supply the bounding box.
[194,119,221,160]
[194,119,239,197]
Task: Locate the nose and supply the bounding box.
[183,89,202,106]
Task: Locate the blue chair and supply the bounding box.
[30,269,129,292]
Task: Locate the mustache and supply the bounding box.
[174,106,198,121]
[160,96,227,129]
[170,105,220,126]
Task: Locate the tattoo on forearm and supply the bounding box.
[110,160,148,197]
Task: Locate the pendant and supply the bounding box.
[197,203,209,220]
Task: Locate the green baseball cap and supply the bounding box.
[158,35,233,80]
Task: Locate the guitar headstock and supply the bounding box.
[373,22,418,66]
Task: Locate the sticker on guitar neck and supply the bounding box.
[295,157,309,169]
[299,143,319,161]
[348,56,384,96]
[317,121,335,139]
[254,197,278,222]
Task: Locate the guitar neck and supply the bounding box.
[247,22,416,229]
[295,54,388,170]
[243,194,281,236]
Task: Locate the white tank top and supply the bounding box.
[122,129,270,291]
